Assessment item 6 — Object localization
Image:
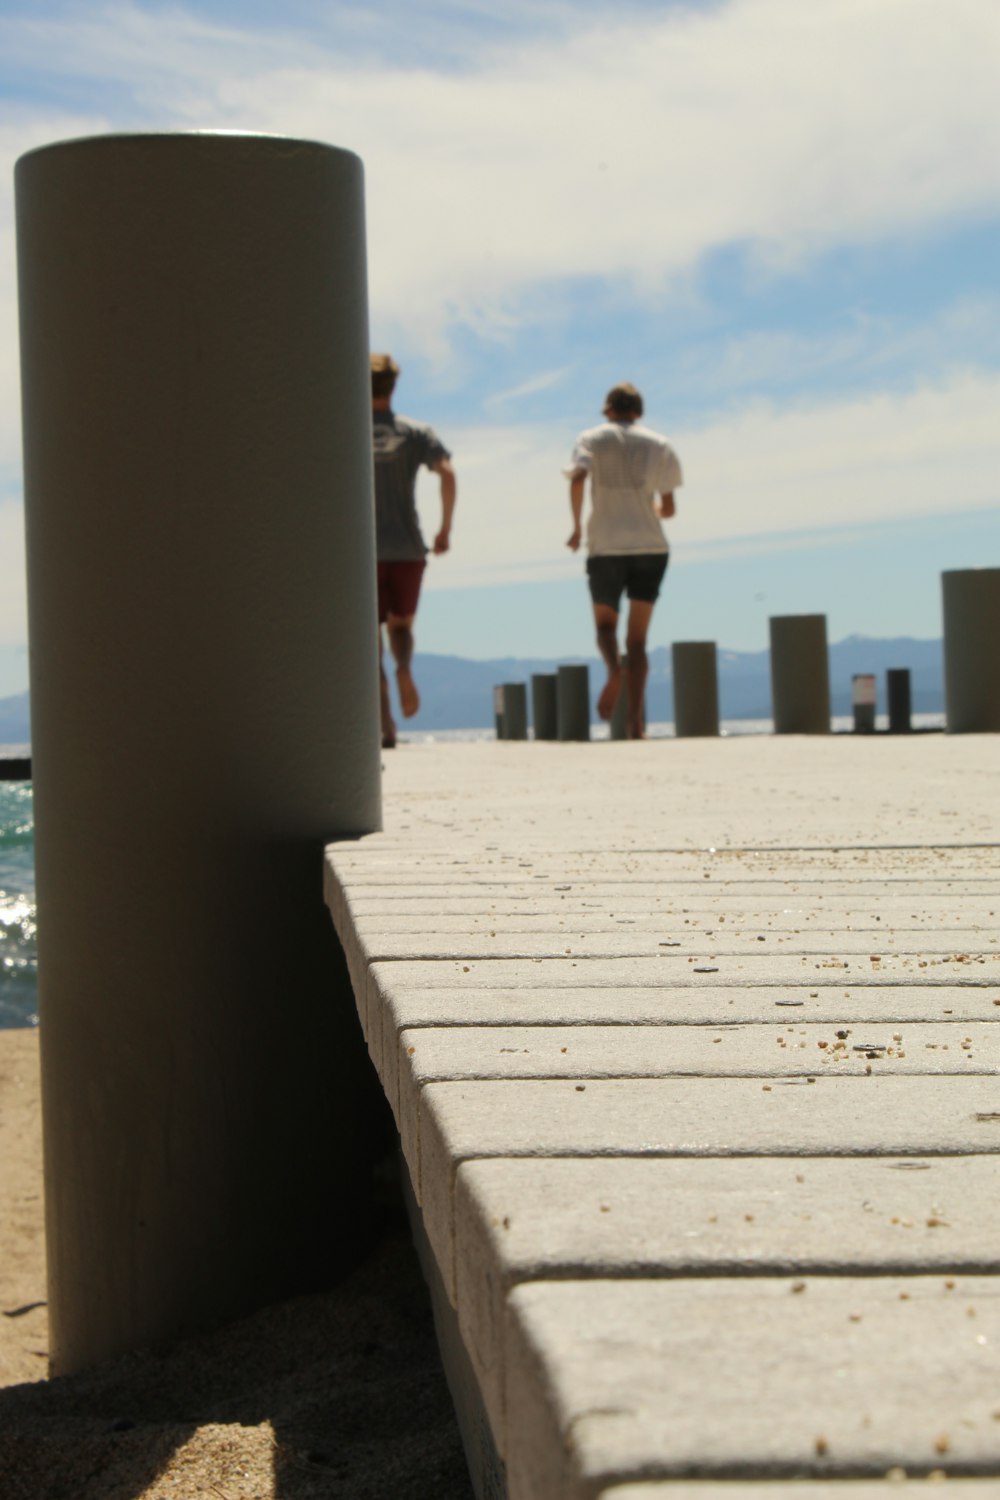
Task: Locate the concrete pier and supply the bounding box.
[325,736,1000,1499]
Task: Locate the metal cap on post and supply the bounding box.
[769,614,831,734]
[16,133,381,1374]
[531,674,558,741]
[887,668,912,734]
[501,682,528,741]
[942,568,1000,733]
[672,642,720,738]
[493,684,507,739]
[556,664,590,741]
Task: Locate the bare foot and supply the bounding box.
[597,667,622,721]
[396,666,420,718]
[627,721,646,740]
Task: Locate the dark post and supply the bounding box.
[769,614,831,734]
[887,669,912,734]
[942,568,1000,732]
[672,642,720,738]
[556,664,590,742]
[531,674,558,741]
[501,682,528,741]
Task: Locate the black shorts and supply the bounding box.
[586,553,669,611]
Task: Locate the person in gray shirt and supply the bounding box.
[371,354,457,748]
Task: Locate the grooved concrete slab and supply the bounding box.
[321,739,1000,1496]
[416,1075,1000,1300]
[372,983,1000,1112]
[393,1021,1000,1176]
[454,1154,1000,1443]
[371,954,1000,990]
[504,1277,1000,1497]
[601,1487,1000,1498]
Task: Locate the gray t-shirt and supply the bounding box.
[372,411,450,561]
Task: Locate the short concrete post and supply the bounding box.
[531,674,558,741]
[672,641,720,738]
[887,668,912,734]
[501,682,528,741]
[852,674,876,733]
[769,614,831,734]
[493,685,506,738]
[557,664,590,741]
[610,682,629,740]
[942,568,1000,732]
[16,133,381,1375]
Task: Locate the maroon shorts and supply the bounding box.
[377,560,426,624]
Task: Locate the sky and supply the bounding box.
[1,0,999,694]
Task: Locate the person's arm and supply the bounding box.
[430,457,456,554]
[659,491,675,519]
[567,470,587,551]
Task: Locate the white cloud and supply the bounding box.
[0,0,998,645]
[430,369,1000,588]
[0,498,28,642]
[1,0,999,348]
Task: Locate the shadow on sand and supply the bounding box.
[0,1188,473,1500]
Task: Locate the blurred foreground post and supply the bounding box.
[942,568,1000,733]
[16,133,381,1375]
[672,641,720,738]
[769,614,831,734]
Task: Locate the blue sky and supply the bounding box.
[1,0,999,694]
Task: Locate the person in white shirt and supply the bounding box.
[566,382,683,739]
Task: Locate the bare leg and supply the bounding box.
[378,629,397,748]
[624,599,654,739]
[387,612,420,718]
[593,603,622,720]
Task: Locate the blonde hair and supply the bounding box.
[370,353,399,400]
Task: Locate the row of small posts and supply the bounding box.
[495,664,591,742]
[495,574,1000,739]
[495,643,724,741]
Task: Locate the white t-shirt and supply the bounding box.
[568,420,683,556]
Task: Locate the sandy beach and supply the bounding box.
[0,1026,472,1499]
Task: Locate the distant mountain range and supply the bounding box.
[401,636,945,729]
[0,636,945,744]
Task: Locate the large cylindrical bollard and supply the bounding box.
[942,568,1000,732]
[887,668,912,734]
[531,674,557,741]
[769,615,831,734]
[16,133,381,1375]
[501,682,528,741]
[672,642,720,738]
[557,664,590,741]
